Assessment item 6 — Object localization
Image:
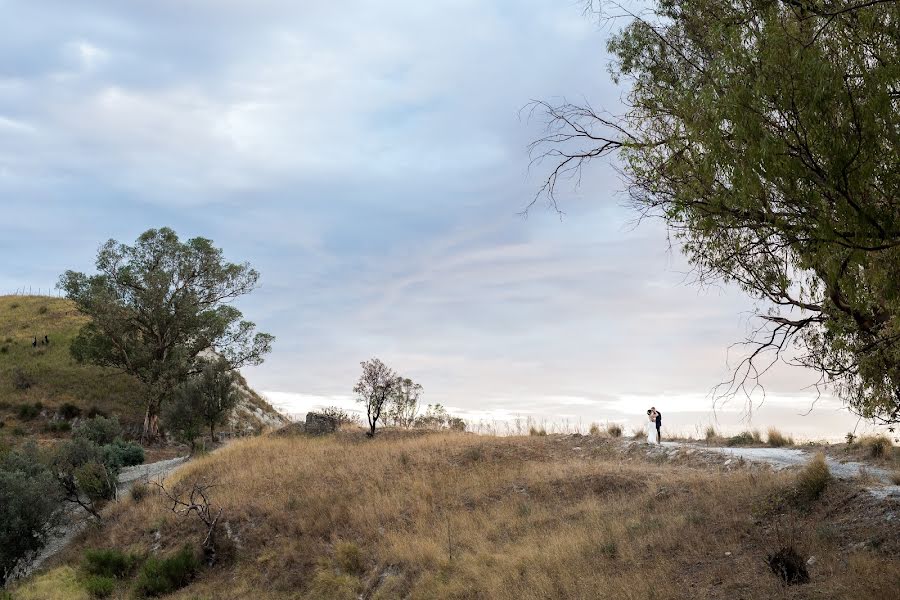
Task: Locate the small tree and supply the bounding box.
[166,359,238,450]
[387,377,423,428]
[353,358,399,437]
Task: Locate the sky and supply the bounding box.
[0,0,878,440]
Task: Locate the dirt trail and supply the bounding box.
[23,455,189,579]
[662,441,900,499]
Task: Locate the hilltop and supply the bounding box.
[0,295,285,446]
[13,430,900,599]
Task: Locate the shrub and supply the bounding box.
[767,428,794,447]
[0,346,7,354]
[134,546,200,597]
[82,548,137,579]
[529,426,547,436]
[74,461,116,502]
[704,425,717,440]
[58,403,82,420]
[726,431,755,446]
[37,305,48,315]
[102,439,145,469]
[860,435,892,458]
[334,541,364,575]
[309,569,360,600]
[589,423,600,436]
[751,429,762,443]
[73,416,122,446]
[45,420,72,433]
[845,432,857,445]
[130,481,150,503]
[0,442,61,585]
[11,368,33,391]
[321,406,362,428]
[794,453,831,507]
[83,574,115,598]
[766,545,810,585]
[86,407,108,419]
[17,402,42,420]
[606,423,623,438]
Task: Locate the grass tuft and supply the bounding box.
[606,423,623,438]
[767,428,794,447]
[794,453,831,508]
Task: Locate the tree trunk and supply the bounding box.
[141,401,161,443]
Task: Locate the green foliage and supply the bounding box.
[725,432,755,447]
[73,415,122,446]
[133,545,200,597]
[102,439,145,469]
[165,358,239,446]
[59,227,273,440]
[82,575,115,598]
[536,1,900,424]
[82,548,138,579]
[0,442,61,585]
[45,420,72,433]
[17,401,42,420]
[52,437,117,507]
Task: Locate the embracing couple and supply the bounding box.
[646,407,662,445]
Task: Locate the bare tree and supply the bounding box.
[353,358,400,437]
[153,479,223,566]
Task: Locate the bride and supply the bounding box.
[646,409,658,445]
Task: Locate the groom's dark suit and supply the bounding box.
[655,411,662,442]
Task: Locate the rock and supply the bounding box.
[723,459,732,466]
[806,556,817,566]
[724,551,732,557]
[304,412,337,435]
[572,447,582,451]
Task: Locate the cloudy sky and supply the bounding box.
[0,0,873,439]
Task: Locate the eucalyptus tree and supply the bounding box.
[531,0,900,424]
[354,358,400,437]
[59,227,273,440]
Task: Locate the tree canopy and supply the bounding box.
[531,1,900,423]
[59,227,273,439]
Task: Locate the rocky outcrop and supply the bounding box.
[227,372,289,435]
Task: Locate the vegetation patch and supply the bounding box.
[133,545,201,597]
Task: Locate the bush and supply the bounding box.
[17,401,42,420]
[606,423,623,438]
[73,416,122,446]
[86,407,108,419]
[102,439,144,469]
[82,548,137,579]
[704,425,717,440]
[58,403,82,420]
[794,453,831,507]
[726,431,755,446]
[0,346,7,354]
[589,423,600,436]
[37,305,48,315]
[766,545,810,585]
[134,546,200,597]
[751,429,762,443]
[130,481,150,503]
[529,426,547,436]
[83,574,115,598]
[74,461,117,502]
[0,442,61,585]
[860,435,892,458]
[320,406,362,428]
[767,428,793,447]
[334,541,364,575]
[11,368,33,391]
[45,420,72,433]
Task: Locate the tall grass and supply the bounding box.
[766,428,794,447]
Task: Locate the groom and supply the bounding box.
[651,406,662,443]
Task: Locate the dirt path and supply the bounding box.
[661,441,900,499]
[23,455,189,579]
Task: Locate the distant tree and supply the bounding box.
[320,406,362,428]
[59,227,274,441]
[353,358,400,437]
[165,359,238,450]
[413,404,466,431]
[530,1,900,424]
[387,377,423,428]
[0,442,62,585]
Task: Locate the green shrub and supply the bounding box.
[102,439,144,469]
[58,403,82,420]
[794,453,831,507]
[74,416,122,446]
[767,428,793,447]
[45,420,72,433]
[0,346,7,354]
[83,574,115,598]
[17,402,42,420]
[606,423,623,438]
[134,546,200,597]
[74,461,116,502]
[82,548,137,579]
[726,431,755,446]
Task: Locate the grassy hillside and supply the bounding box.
[19,432,900,599]
[0,296,144,440]
[0,295,285,447]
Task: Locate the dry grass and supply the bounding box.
[767,427,794,447]
[35,432,899,599]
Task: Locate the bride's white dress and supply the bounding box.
[647,420,658,444]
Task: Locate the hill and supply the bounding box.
[15,432,900,599]
[0,295,285,447]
